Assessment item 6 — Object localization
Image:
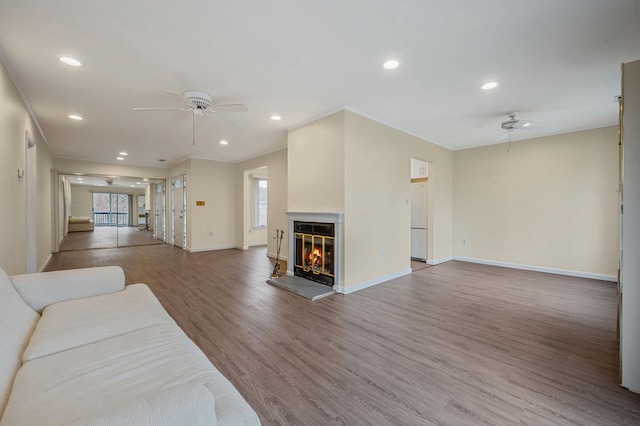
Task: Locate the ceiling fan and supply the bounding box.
[134,90,248,144]
[496,111,559,142]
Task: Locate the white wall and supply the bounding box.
[621,59,640,393]
[453,127,619,279]
[0,56,53,274]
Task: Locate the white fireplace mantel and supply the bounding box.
[285,212,344,293]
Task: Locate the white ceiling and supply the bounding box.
[1,1,639,168]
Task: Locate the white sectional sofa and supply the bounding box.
[0,266,260,425]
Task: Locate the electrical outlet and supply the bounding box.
[462,239,467,246]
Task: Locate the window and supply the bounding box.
[254,178,268,228]
[92,192,130,226]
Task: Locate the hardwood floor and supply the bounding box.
[59,226,164,251]
[45,245,640,425]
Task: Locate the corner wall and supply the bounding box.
[287,109,454,292]
[453,126,619,279]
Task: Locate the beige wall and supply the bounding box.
[235,149,288,259]
[343,111,453,289]
[453,126,619,278]
[288,112,345,212]
[288,110,454,291]
[0,57,53,274]
[188,158,236,251]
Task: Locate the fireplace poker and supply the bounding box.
[270,229,284,278]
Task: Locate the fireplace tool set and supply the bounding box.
[270,229,284,278]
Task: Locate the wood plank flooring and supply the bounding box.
[59,226,164,251]
[45,245,640,425]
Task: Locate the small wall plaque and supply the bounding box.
[196,201,205,206]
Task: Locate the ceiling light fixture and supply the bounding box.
[481,81,499,90]
[68,115,83,120]
[119,152,128,156]
[116,157,124,161]
[219,140,229,145]
[383,60,399,70]
[522,122,531,127]
[270,115,281,121]
[59,56,82,67]
[143,178,148,182]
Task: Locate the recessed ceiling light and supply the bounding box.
[59,56,82,67]
[481,81,499,90]
[383,60,399,70]
[136,182,141,185]
[219,140,229,145]
[119,152,128,156]
[143,178,148,182]
[68,115,83,120]
[77,177,83,181]
[131,185,135,187]
[116,157,124,161]
[270,115,282,121]
[522,122,531,128]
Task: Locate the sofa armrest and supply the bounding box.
[10,266,125,313]
[69,383,219,426]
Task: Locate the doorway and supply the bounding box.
[410,158,430,271]
[155,181,166,242]
[171,173,186,248]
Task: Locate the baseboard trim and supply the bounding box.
[39,254,53,272]
[340,268,412,294]
[248,242,267,247]
[427,256,453,266]
[453,256,617,282]
[187,244,237,253]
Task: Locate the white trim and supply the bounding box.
[186,244,237,253]
[340,268,412,294]
[286,106,346,131]
[39,254,53,272]
[236,245,249,250]
[0,46,50,150]
[248,241,267,247]
[453,256,617,282]
[427,256,453,265]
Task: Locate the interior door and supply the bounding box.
[155,181,166,241]
[172,174,185,248]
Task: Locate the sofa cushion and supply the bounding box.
[23,284,175,363]
[0,268,39,415]
[2,324,260,425]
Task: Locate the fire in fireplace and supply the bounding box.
[294,221,334,286]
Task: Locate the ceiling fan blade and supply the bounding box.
[163,90,195,106]
[133,107,192,111]
[205,111,242,132]
[210,103,249,113]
